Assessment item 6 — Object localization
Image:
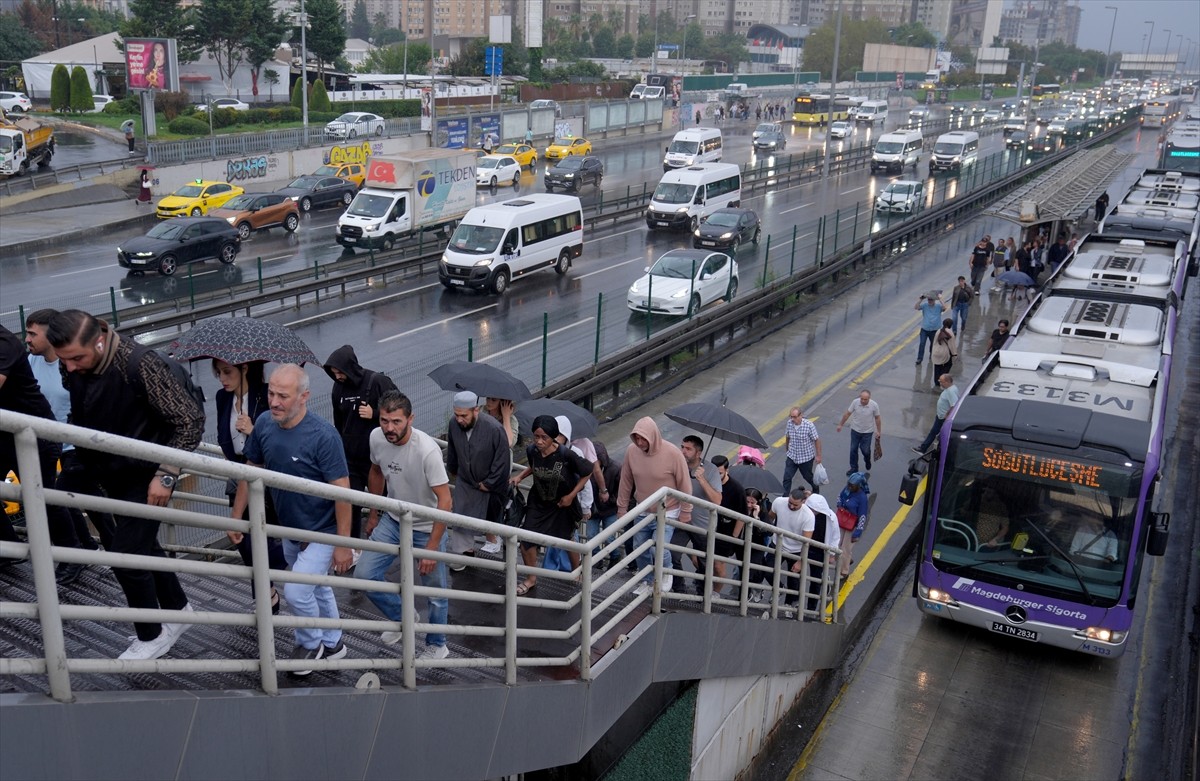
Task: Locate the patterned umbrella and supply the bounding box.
[169,317,320,366]
[428,361,532,401]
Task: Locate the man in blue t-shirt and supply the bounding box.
[914,291,946,365]
[233,364,352,677]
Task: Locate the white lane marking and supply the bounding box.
[50,263,111,278]
[480,318,594,362]
[378,304,498,342]
[283,281,441,327]
[35,251,71,259]
[841,186,866,195]
[781,201,816,214]
[577,256,643,279]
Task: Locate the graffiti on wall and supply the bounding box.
[226,155,277,183]
[325,140,373,166]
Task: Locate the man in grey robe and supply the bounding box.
[445,391,513,559]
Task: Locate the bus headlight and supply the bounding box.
[918,584,958,606]
[1084,627,1126,644]
[474,257,494,267]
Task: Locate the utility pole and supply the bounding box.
[816,0,843,266]
[298,0,309,131]
[1102,6,1117,82]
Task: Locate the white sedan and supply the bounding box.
[195,98,251,112]
[875,180,923,214]
[324,111,386,139]
[828,120,853,139]
[627,249,739,316]
[475,155,522,188]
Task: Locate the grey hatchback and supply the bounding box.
[692,207,761,252]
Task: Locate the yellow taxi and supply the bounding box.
[544,136,592,160]
[313,162,366,188]
[495,143,537,169]
[156,179,244,219]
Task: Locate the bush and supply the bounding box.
[154,90,192,121]
[50,64,70,112]
[167,116,210,135]
[308,111,338,123]
[267,106,302,122]
[330,99,420,118]
[68,66,93,112]
[243,108,270,124]
[290,77,304,108]
[310,80,331,112]
[208,107,239,128]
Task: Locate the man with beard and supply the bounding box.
[355,390,453,660]
[444,391,511,559]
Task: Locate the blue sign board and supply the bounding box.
[658,44,679,51]
[485,46,503,76]
[436,117,469,148]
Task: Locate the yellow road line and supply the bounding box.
[833,477,926,610]
[848,329,920,389]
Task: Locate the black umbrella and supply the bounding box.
[169,317,320,366]
[729,465,784,496]
[664,402,769,448]
[428,360,532,401]
[515,399,598,440]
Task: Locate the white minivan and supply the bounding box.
[646,163,741,232]
[852,99,889,124]
[663,127,723,171]
[439,194,583,294]
[870,129,923,174]
[929,130,980,173]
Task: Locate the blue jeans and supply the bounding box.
[633,514,673,585]
[849,430,873,473]
[782,456,815,496]
[916,328,936,362]
[918,416,946,453]
[281,539,342,651]
[951,302,969,334]
[355,515,448,648]
[587,512,621,561]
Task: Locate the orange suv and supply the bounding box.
[209,193,301,240]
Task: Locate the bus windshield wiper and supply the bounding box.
[1022,519,1095,604]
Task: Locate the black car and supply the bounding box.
[544,155,603,191]
[1025,135,1058,156]
[117,216,241,276]
[275,175,357,212]
[1005,130,1029,149]
[753,130,787,151]
[692,207,761,252]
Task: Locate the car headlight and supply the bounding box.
[289,196,299,201]
[720,232,733,239]
[628,282,642,294]
[917,584,959,606]
[226,216,236,224]
[366,223,379,231]
[133,251,155,258]
[670,288,689,299]
[1084,627,1127,644]
[564,173,574,178]
[676,206,689,213]
[474,258,493,267]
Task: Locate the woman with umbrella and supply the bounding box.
[508,416,594,596]
[212,358,287,612]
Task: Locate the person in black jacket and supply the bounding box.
[212,358,286,611]
[587,440,623,570]
[323,345,397,542]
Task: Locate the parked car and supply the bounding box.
[828,120,853,139]
[753,129,787,151]
[627,249,739,317]
[0,91,32,113]
[544,136,592,160]
[874,179,922,214]
[195,98,250,112]
[209,193,300,240]
[324,111,385,139]
[117,216,240,276]
[275,175,358,212]
[90,95,115,113]
[495,143,538,169]
[475,155,523,187]
[692,207,760,252]
[544,155,603,191]
[1005,130,1030,149]
[312,162,366,188]
[155,179,244,219]
[530,99,562,117]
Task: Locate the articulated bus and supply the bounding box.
[1031,83,1061,102]
[1141,96,1181,128]
[1161,132,1200,174]
[901,170,1197,658]
[792,93,851,125]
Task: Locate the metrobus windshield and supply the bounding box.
[929,438,1144,605]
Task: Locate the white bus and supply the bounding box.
[439,194,583,294]
[1142,97,1181,128]
[663,127,723,171]
[929,131,980,173]
[646,163,741,232]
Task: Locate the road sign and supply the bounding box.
[485,46,503,76]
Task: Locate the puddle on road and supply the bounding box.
[52,132,96,147]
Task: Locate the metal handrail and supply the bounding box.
[0,410,842,703]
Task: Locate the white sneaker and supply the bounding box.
[661,574,674,593]
[381,630,402,645]
[748,590,764,604]
[632,581,652,597]
[481,541,502,555]
[118,630,178,661]
[417,644,449,661]
[163,603,194,643]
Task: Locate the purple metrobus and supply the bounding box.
[900,218,1194,657]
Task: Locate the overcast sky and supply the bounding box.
[1074,0,1199,66]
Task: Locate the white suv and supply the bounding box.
[0,91,33,114]
[875,180,922,214]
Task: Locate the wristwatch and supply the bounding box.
[159,474,177,490]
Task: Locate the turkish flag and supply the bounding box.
[369,160,397,184]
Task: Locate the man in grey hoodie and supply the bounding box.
[616,417,693,597]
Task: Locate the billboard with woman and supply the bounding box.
[125,38,179,92]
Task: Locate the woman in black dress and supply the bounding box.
[710,455,748,596]
[509,415,593,596]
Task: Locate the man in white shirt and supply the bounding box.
[835,389,882,476]
[769,489,815,613]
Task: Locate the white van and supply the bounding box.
[439,194,583,294]
[646,163,741,232]
[929,130,980,173]
[663,127,723,171]
[853,99,889,124]
[631,84,665,101]
[870,129,923,174]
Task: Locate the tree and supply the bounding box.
[0,12,44,61]
[349,0,370,40]
[310,78,331,111]
[499,24,529,77]
[448,37,487,77]
[68,65,93,111]
[195,0,253,94]
[699,32,750,72]
[303,0,345,78]
[889,22,937,49]
[360,40,431,75]
[592,27,616,58]
[120,0,201,64]
[801,17,890,78]
[291,73,305,107]
[263,67,280,101]
[50,64,70,111]
[616,33,635,60]
[243,0,289,103]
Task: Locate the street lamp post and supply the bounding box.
[679,14,697,73]
[651,11,658,75]
[1173,33,1183,74]
[1162,29,1172,60]
[294,0,309,132]
[1143,21,1155,75]
[1102,6,1117,82]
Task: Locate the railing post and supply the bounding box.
[541,312,549,389]
[257,257,264,294]
[399,508,417,689]
[644,273,653,341]
[188,263,196,310]
[652,501,667,613]
[593,293,603,365]
[579,543,594,680]
[467,337,473,362]
[247,479,278,695]
[687,260,697,319]
[852,201,860,244]
[760,234,771,289]
[833,207,842,253]
[504,528,519,685]
[109,287,120,328]
[13,428,72,703]
[789,224,797,275]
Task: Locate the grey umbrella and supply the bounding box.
[428,361,533,401]
[169,317,320,366]
[664,402,769,448]
[515,399,599,440]
[729,465,784,496]
[997,270,1036,287]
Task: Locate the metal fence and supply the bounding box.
[0,411,843,702]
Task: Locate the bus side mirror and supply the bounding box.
[1146,512,1169,556]
[897,473,920,506]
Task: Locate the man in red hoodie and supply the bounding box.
[617,417,693,597]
